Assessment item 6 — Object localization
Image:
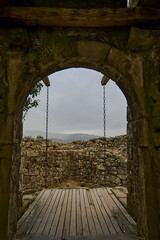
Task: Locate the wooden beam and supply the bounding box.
[101,76,110,86]
[138,0,160,8]
[0,7,160,27]
[42,77,50,87]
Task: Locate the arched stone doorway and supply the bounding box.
[0,26,160,240]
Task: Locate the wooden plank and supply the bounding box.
[90,189,110,235]
[111,189,127,207]
[16,233,136,240]
[103,188,133,233]
[49,190,65,236]
[107,188,136,226]
[97,188,122,233]
[92,189,114,234]
[0,7,160,28]
[63,189,72,237]
[80,188,90,236]
[96,188,121,234]
[83,189,96,236]
[16,188,137,239]
[111,189,127,199]
[30,190,54,234]
[76,189,83,236]
[43,189,62,235]
[26,189,52,234]
[86,190,103,236]
[70,189,76,236]
[37,189,58,234]
[118,197,127,207]
[56,189,69,237]
[94,188,116,234]
[18,189,51,235]
[17,189,45,230]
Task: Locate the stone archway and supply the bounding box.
[0,26,160,240]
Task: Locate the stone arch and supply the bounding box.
[0,27,159,240]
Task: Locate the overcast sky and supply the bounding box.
[23,68,127,137]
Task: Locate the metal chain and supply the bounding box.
[46,86,49,142]
[45,86,49,188]
[103,85,106,138]
[103,85,106,160]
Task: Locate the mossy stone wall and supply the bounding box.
[0,25,160,240]
[20,136,127,191]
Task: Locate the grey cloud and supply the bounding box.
[24,68,127,137]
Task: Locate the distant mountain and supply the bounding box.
[23,130,46,138]
[51,133,101,143]
[23,130,101,143]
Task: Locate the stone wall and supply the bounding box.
[1,22,160,240]
[20,135,127,191]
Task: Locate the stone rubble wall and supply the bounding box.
[20,135,127,191]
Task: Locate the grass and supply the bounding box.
[18,197,35,221]
[18,191,39,221]
[56,185,63,189]
[24,136,34,140]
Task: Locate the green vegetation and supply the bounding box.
[37,135,44,140]
[23,82,43,119]
[18,191,39,221]
[24,136,34,140]
[56,185,63,189]
[18,198,35,221]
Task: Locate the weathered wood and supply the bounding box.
[56,189,69,237]
[95,188,117,234]
[86,190,103,235]
[111,188,127,207]
[18,189,51,235]
[42,77,50,87]
[80,188,90,236]
[83,189,97,235]
[70,189,76,236]
[111,189,127,199]
[49,190,65,236]
[90,189,110,235]
[101,76,110,86]
[17,189,45,230]
[0,7,160,28]
[43,190,61,235]
[104,188,134,233]
[30,190,54,234]
[63,189,72,237]
[76,189,83,236]
[15,233,137,240]
[37,189,58,234]
[93,188,116,234]
[26,189,52,234]
[138,0,160,8]
[99,188,122,234]
[16,188,136,240]
[107,188,136,226]
[101,188,129,233]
